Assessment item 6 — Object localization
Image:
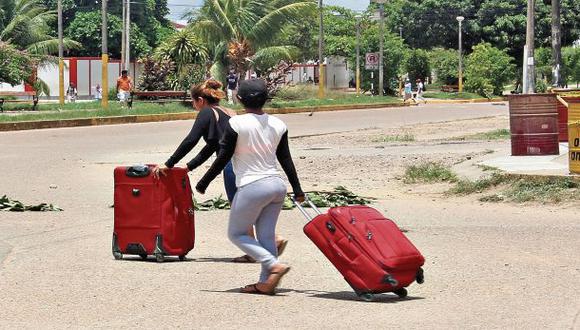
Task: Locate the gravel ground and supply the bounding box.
[1,104,579,329]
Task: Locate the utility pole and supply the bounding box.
[551,0,562,87]
[356,15,361,96]
[317,0,325,98]
[57,0,64,107]
[102,0,109,109]
[378,1,384,97]
[121,0,126,69]
[125,0,130,73]
[524,0,536,94]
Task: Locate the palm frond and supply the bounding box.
[253,45,300,70]
[248,2,316,48]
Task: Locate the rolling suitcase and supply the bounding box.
[112,165,195,262]
[294,197,425,301]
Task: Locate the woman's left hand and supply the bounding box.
[153,165,169,179]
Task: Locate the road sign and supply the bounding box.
[365,52,380,70]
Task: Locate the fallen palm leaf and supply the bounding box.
[0,195,63,212]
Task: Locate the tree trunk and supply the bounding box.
[551,0,562,87]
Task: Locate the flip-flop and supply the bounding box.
[232,255,256,263]
[240,283,274,296]
[276,239,289,257]
[261,265,291,294]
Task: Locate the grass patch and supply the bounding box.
[482,177,579,204]
[449,172,580,204]
[459,129,511,141]
[423,91,484,100]
[450,172,510,195]
[373,132,415,143]
[403,162,458,184]
[269,95,400,108]
[0,102,192,123]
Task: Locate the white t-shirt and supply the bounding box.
[228,113,288,187]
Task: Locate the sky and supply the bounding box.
[167,0,370,23]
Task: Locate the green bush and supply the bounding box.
[0,42,33,86]
[563,47,580,86]
[429,48,459,85]
[404,49,431,84]
[464,43,515,96]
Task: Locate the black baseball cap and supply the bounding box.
[237,79,269,102]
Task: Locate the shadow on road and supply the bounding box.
[191,257,238,263]
[200,287,425,303]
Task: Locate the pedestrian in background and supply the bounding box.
[404,79,412,103]
[66,83,77,103]
[226,70,238,105]
[116,70,133,108]
[94,84,102,101]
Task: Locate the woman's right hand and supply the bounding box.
[152,165,169,179]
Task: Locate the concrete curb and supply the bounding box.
[424,97,506,104]
[0,103,407,132]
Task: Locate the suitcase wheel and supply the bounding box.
[416,268,425,284]
[357,293,374,302]
[179,255,186,261]
[155,254,165,263]
[113,252,123,260]
[140,254,148,260]
[394,288,408,298]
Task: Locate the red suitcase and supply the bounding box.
[113,165,195,262]
[295,198,425,301]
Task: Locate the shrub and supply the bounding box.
[465,43,515,96]
[404,49,431,84]
[429,48,459,85]
[137,56,175,91]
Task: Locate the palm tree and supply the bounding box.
[190,0,315,80]
[155,29,209,90]
[1,0,80,95]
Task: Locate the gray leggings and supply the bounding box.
[228,176,287,283]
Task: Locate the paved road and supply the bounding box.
[1,103,579,329]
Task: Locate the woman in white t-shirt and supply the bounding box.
[196,79,304,295]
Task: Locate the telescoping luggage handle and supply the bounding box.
[290,194,322,221]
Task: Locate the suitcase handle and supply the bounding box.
[126,165,151,178]
[290,194,321,221]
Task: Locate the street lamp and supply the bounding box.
[318,0,325,98]
[355,15,362,96]
[456,16,464,93]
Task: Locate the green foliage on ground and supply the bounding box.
[0,102,191,122]
[464,43,515,97]
[1,195,62,212]
[403,162,458,184]
[449,172,579,204]
[193,187,375,211]
[457,129,511,141]
[373,133,415,143]
[423,92,483,99]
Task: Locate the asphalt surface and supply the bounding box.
[1,102,579,329]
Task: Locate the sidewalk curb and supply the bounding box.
[0,102,407,132]
[424,97,506,104]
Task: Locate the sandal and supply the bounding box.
[240,283,274,296]
[232,255,256,263]
[276,239,289,257]
[260,264,291,294]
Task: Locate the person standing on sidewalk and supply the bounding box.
[226,70,238,105]
[195,79,304,295]
[416,79,426,104]
[116,70,133,108]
